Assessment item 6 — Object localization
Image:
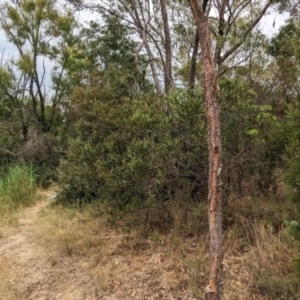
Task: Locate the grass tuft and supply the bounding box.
[0,164,36,221]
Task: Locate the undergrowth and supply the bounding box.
[35,191,300,299]
[0,164,36,222]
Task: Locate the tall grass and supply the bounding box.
[0,164,36,215]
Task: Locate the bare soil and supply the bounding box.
[0,189,104,300]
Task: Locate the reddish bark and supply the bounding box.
[188,1,223,299]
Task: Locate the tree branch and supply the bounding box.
[218,0,274,65]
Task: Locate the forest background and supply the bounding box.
[1,0,300,299]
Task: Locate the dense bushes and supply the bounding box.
[0,102,62,187]
[285,104,300,203]
[219,78,287,197]
[58,77,291,211]
[58,87,208,210]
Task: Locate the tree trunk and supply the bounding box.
[143,39,162,94]
[189,28,199,90]
[160,0,174,93]
[130,4,163,94]
[188,1,223,299]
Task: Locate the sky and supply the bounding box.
[259,10,289,36]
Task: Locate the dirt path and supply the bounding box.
[0,190,105,300]
[0,189,198,300]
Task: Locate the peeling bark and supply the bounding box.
[188,1,223,299]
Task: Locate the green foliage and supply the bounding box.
[65,18,152,93]
[219,78,286,196]
[293,256,300,280]
[286,158,300,203]
[268,21,300,58]
[33,162,58,188]
[0,163,36,214]
[285,104,300,202]
[175,60,202,86]
[58,86,207,212]
[59,75,289,212]
[0,0,78,137]
[283,220,300,240]
[282,103,300,284]
[0,76,23,175]
[267,20,300,107]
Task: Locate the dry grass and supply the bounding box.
[36,200,208,299]
[7,189,299,299]
[36,204,103,256]
[0,186,70,299]
[0,257,21,300]
[222,196,300,299]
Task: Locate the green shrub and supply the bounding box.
[58,86,208,212]
[59,78,288,214]
[33,162,58,188]
[285,104,300,202]
[219,78,286,197]
[0,164,36,214]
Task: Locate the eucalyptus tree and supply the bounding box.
[186,1,288,299]
[268,20,300,105]
[96,0,177,93]
[67,0,191,93]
